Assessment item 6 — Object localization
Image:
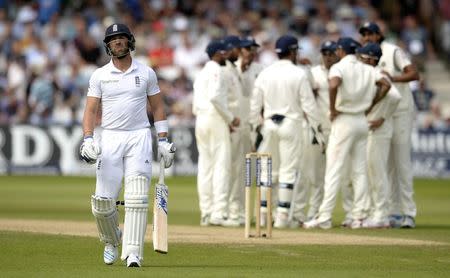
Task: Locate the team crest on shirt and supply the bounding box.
[135,76,141,87]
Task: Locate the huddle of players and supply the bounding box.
[193,21,418,229]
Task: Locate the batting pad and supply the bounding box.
[91,195,121,247]
[121,176,149,261]
[278,183,294,213]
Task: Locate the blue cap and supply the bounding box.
[206,40,227,57]
[357,42,382,60]
[275,35,298,54]
[336,37,361,54]
[359,22,381,35]
[320,40,337,52]
[224,35,241,50]
[240,36,260,48]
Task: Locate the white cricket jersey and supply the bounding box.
[192,60,234,124]
[235,59,264,124]
[250,59,321,128]
[367,68,402,121]
[329,55,383,114]
[223,60,243,118]
[87,59,160,130]
[311,64,331,131]
[379,41,414,115]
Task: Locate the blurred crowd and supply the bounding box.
[0,0,449,129]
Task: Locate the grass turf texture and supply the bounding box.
[0,176,449,277]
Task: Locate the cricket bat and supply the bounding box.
[153,161,168,254]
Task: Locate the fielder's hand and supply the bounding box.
[158,138,176,168]
[80,136,101,164]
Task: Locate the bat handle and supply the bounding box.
[159,160,165,184]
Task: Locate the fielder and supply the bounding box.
[80,23,175,267]
[357,43,402,228]
[250,35,322,229]
[290,41,339,227]
[360,22,419,228]
[193,39,240,226]
[303,37,391,229]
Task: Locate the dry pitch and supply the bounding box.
[0,219,445,246]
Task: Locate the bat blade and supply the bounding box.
[153,182,168,254]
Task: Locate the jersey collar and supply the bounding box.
[107,59,138,74]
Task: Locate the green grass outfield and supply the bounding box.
[0,176,449,277]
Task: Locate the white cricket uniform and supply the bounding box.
[291,64,332,222]
[366,69,402,222]
[193,60,233,221]
[224,59,264,221]
[317,54,383,223]
[87,59,160,199]
[379,41,417,218]
[250,59,321,215]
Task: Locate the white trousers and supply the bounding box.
[95,128,153,199]
[228,127,252,220]
[389,111,417,217]
[317,113,370,222]
[367,119,393,222]
[195,114,231,220]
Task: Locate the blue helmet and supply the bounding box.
[103,23,135,56]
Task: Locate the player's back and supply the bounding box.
[192,60,223,116]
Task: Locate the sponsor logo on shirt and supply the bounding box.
[135,76,140,87]
[101,80,119,84]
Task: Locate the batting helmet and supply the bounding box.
[103,23,135,56]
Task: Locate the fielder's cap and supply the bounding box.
[359,22,381,35]
[336,37,361,54]
[320,40,337,52]
[206,40,227,57]
[275,35,299,54]
[224,35,242,50]
[240,36,260,48]
[357,42,382,60]
[104,23,133,43]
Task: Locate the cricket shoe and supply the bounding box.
[126,254,141,267]
[273,212,289,229]
[361,218,390,229]
[303,218,332,229]
[401,215,416,228]
[222,218,240,227]
[389,214,404,228]
[340,218,353,228]
[209,216,227,226]
[104,244,119,265]
[350,218,367,229]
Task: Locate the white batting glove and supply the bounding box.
[158,138,176,168]
[80,136,101,164]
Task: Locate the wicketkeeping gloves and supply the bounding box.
[80,136,101,164]
[158,138,176,168]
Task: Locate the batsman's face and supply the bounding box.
[108,35,129,56]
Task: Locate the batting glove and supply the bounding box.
[80,136,101,164]
[158,138,176,168]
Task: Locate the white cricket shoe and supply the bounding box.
[209,216,226,226]
[350,219,366,229]
[340,218,353,228]
[103,244,119,265]
[273,212,289,229]
[303,218,332,229]
[362,219,390,229]
[401,215,416,228]
[126,254,141,267]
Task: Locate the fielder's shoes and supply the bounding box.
[209,216,226,226]
[340,218,353,228]
[389,214,404,228]
[273,211,289,229]
[401,215,416,228]
[200,214,210,226]
[303,218,332,229]
[350,218,367,229]
[104,244,119,265]
[362,218,390,229]
[126,253,141,267]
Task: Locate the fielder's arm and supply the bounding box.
[367,77,391,113]
[328,76,341,122]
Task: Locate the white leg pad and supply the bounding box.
[121,176,149,261]
[91,196,121,247]
[277,183,294,213]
